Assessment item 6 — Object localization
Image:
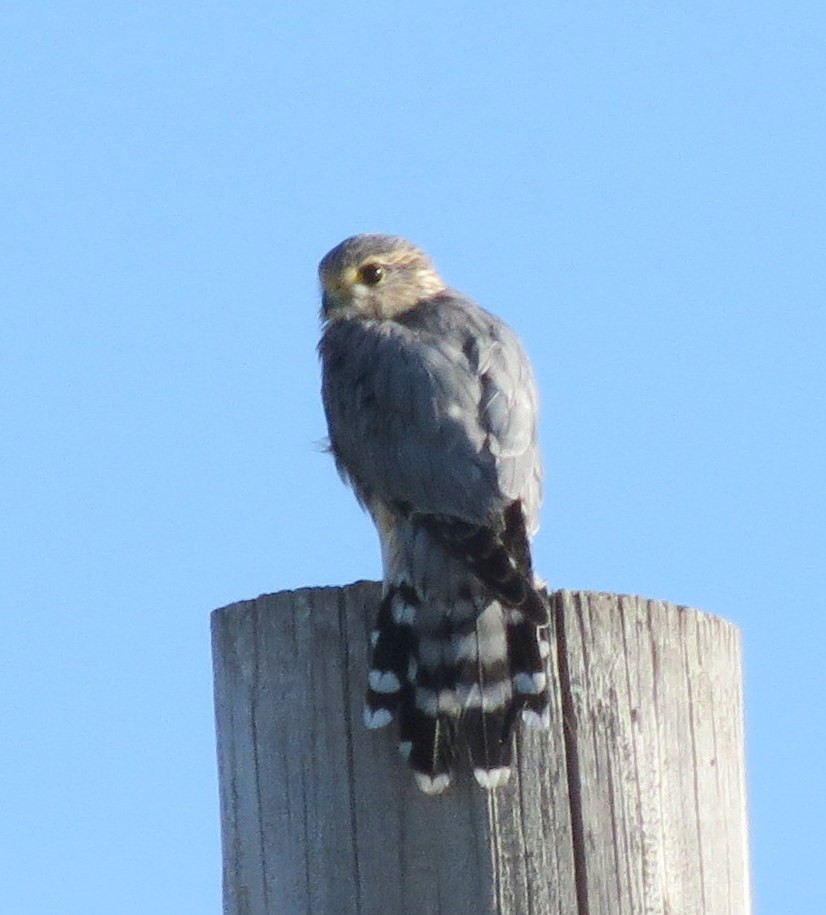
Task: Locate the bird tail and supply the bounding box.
[413,503,549,625]
[363,583,550,793]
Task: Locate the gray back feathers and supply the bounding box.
[320,291,541,529]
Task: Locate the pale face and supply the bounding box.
[319,234,446,321]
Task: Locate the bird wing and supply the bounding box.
[319,293,541,530]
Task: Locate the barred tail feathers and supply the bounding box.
[413,505,549,625]
[364,582,550,793]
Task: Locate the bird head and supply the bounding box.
[319,234,446,321]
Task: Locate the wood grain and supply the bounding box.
[212,584,750,915]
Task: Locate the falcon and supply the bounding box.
[318,234,550,793]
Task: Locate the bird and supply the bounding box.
[317,234,550,794]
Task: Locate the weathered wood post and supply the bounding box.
[212,584,750,915]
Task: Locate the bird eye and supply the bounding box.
[359,263,384,286]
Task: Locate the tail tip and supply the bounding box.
[521,706,551,730]
[414,771,451,795]
[473,766,512,789]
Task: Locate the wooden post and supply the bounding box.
[212,584,750,915]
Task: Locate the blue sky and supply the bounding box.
[2,2,824,911]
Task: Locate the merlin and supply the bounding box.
[318,234,549,794]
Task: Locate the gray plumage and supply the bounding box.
[318,234,549,793]
[320,295,541,528]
